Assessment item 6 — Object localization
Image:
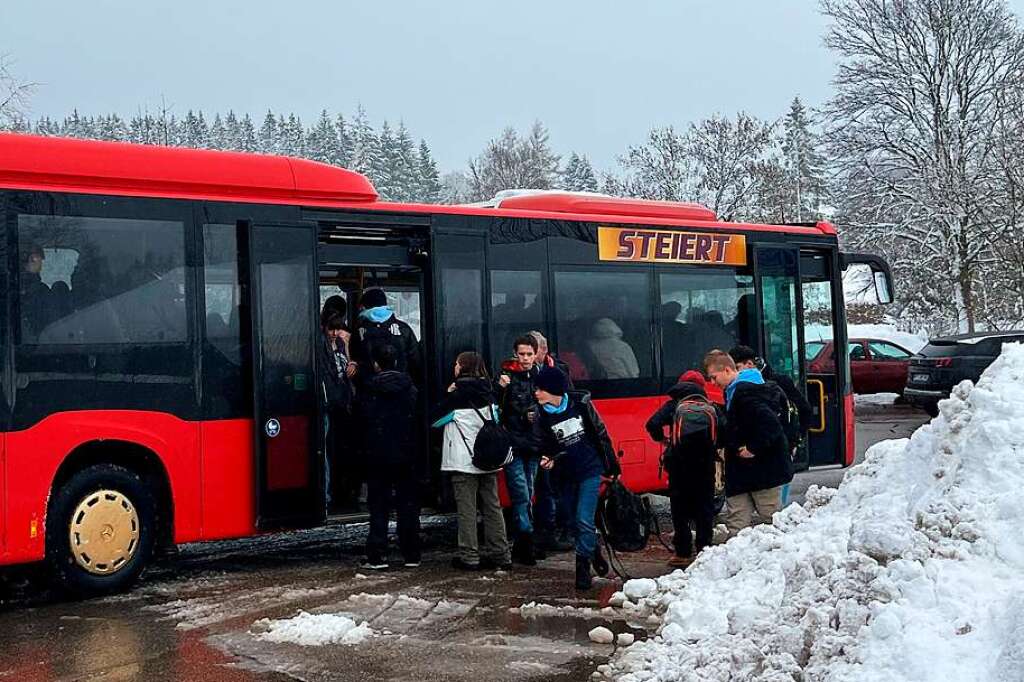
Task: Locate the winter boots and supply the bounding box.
[575,554,593,590]
[512,533,537,566]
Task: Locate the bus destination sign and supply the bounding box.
[597,227,747,266]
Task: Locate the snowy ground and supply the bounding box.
[601,343,1024,681]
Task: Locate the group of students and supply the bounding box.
[433,332,620,590]
[646,346,812,568]
[319,287,812,589]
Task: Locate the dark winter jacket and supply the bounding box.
[355,369,418,469]
[351,313,422,379]
[496,359,542,456]
[761,363,814,445]
[538,390,621,479]
[644,381,721,491]
[317,332,353,412]
[723,379,793,496]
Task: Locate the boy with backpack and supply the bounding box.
[703,350,793,537]
[728,345,812,455]
[645,370,721,568]
[533,366,621,590]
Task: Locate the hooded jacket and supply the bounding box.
[355,369,418,469]
[724,372,793,496]
[587,318,640,379]
[432,377,500,475]
[645,381,722,489]
[316,331,352,412]
[350,309,421,380]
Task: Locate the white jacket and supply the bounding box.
[439,404,500,475]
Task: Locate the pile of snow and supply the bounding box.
[254,611,376,647]
[601,343,1024,681]
[806,323,929,353]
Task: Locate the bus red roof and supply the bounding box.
[496,193,718,221]
[0,134,837,237]
[0,133,378,203]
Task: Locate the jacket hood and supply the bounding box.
[368,370,413,394]
[590,317,623,340]
[668,381,707,400]
[454,376,495,402]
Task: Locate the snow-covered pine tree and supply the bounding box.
[237,114,257,152]
[373,120,398,200]
[562,152,599,192]
[390,122,420,202]
[258,110,278,154]
[209,113,226,150]
[782,97,826,221]
[416,139,442,203]
[223,111,241,150]
[181,110,209,149]
[306,109,339,165]
[335,113,354,168]
[348,106,378,178]
[467,121,561,200]
[278,113,305,157]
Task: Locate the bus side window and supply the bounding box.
[16,214,187,346]
[490,269,545,370]
[553,270,653,388]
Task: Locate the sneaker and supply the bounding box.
[361,557,388,570]
[667,554,695,569]
[451,557,481,571]
[403,560,421,568]
[479,556,513,571]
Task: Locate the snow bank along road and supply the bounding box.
[603,343,1024,682]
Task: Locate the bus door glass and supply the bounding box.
[753,247,808,467]
[800,249,844,467]
[247,222,323,529]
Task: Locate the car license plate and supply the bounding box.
[912,373,929,383]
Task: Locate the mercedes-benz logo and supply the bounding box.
[265,419,281,438]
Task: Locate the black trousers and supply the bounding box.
[668,474,716,558]
[365,468,421,562]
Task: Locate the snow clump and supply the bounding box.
[602,343,1024,681]
[255,610,376,646]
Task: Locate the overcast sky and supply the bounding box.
[3,1,1023,173]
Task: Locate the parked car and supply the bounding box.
[806,338,914,395]
[905,331,1024,416]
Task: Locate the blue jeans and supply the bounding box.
[505,456,539,534]
[561,474,602,559]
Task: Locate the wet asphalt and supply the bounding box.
[0,400,930,682]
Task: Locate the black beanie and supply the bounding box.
[360,288,387,309]
[535,366,568,396]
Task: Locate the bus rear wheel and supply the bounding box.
[46,463,157,597]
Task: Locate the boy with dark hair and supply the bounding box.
[357,343,421,569]
[728,345,813,454]
[534,366,621,590]
[497,333,544,565]
[645,369,721,568]
[704,350,793,537]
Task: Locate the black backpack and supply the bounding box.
[454,404,515,472]
[597,479,651,553]
[764,380,801,451]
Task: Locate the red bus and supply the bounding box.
[0,133,892,595]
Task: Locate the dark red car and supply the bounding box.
[806,338,914,395]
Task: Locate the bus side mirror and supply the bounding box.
[840,252,895,305]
